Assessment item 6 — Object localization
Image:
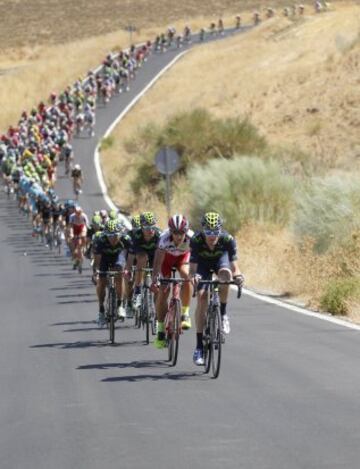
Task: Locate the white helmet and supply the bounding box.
[74,164,81,170]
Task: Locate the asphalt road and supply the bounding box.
[1,27,360,469]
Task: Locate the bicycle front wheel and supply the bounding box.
[170,299,181,367]
[210,307,222,378]
[203,319,211,374]
[143,291,150,345]
[109,288,116,344]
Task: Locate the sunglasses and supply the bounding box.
[204,229,221,236]
[142,226,155,231]
[171,230,185,235]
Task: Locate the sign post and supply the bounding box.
[155,147,180,218]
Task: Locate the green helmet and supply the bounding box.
[131,214,141,229]
[201,212,223,231]
[140,211,157,227]
[91,215,102,226]
[105,220,120,235]
[109,209,118,220]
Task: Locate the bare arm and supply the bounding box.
[152,248,165,282]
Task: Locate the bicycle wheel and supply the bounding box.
[143,291,150,345]
[166,310,174,363]
[210,307,222,378]
[150,298,157,336]
[170,299,181,367]
[108,287,116,344]
[203,319,211,374]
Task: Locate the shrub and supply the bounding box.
[320,277,360,315]
[127,108,268,197]
[188,156,294,233]
[293,175,360,253]
[100,135,115,151]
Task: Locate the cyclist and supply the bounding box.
[123,214,141,318]
[93,220,132,325]
[189,212,244,365]
[125,211,161,310]
[151,215,193,349]
[71,163,83,197]
[68,205,88,270]
[61,142,73,176]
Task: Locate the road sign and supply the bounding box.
[155,147,180,175]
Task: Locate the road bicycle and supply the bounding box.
[54,222,65,255]
[197,276,242,378]
[97,270,121,344]
[160,269,188,366]
[133,268,156,343]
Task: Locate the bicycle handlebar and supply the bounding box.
[159,277,189,284]
[191,280,242,298]
[96,270,122,276]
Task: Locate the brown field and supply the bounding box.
[0,0,288,48]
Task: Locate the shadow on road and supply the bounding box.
[101,371,205,382]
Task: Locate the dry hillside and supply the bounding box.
[102,2,360,205]
[0,0,269,48]
[100,2,360,319]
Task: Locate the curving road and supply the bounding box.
[1,27,360,469]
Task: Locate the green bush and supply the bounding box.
[127,108,268,197]
[293,175,360,253]
[188,156,294,233]
[100,135,115,151]
[320,277,360,315]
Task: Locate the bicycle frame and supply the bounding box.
[160,271,188,366]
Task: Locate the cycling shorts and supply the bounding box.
[196,252,231,290]
[73,224,86,237]
[99,252,126,278]
[134,250,155,268]
[161,251,190,277]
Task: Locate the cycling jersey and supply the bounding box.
[93,232,132,257]
[190,231,237,264]
[71,169,82,178]
[130,228,161,254]
[130,227,161,267]
[69,213,88,236]
[94,232,132,277]
[158,229,193,256]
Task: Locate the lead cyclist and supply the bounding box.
[189,212,244,366]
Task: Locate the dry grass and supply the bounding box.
[99,2,360,319]
[239,224,360,321]
[102,1,360,191]
[0,0,294,48]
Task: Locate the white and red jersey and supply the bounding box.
[158,229,193,257]
[69,212,88,236]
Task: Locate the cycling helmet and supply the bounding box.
[74,163,81,170]
[105,219,120,235]
[168,214,189,233]
[109,209,118,220]
[140,211,157,227]
[131,214,141,229]
[91,214,102,226]
[201,212,223,231]
[75,206,82,214]
[65,199,76,208]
